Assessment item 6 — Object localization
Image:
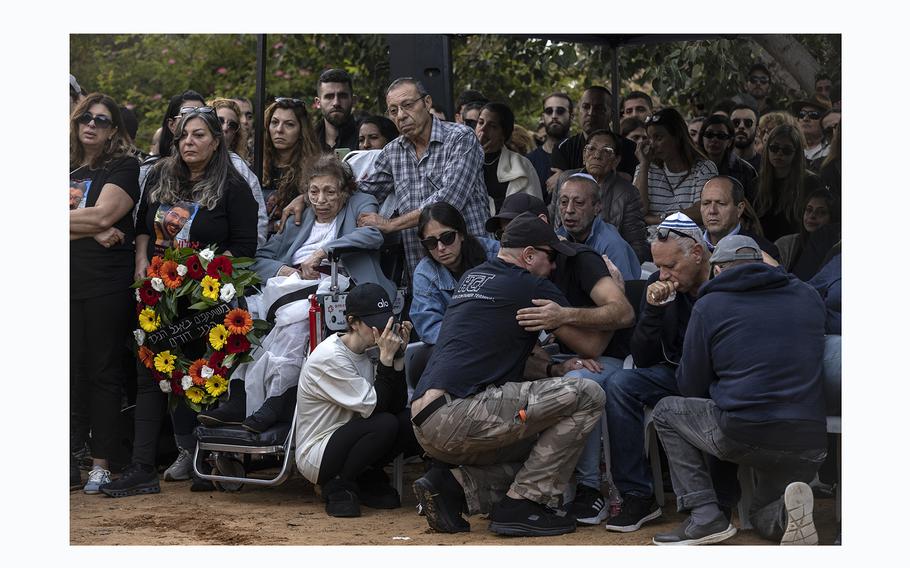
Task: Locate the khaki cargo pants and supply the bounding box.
[413,376,604,514]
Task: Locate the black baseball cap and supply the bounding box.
[485,193,549,233]
[345,283,394,329]
[500,212,576,257]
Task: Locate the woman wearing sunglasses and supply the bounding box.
[262,98,321,238]
[697,115,758,204]
[754,124,824,242]
[69,93,141,494]
[410,202,500,345]
[101,107,259,498]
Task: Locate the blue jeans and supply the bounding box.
[564,356,624,489]
[823,335,841,415]
[652,396,826,541]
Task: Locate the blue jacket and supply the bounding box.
[678,262,827,448]
[556,217,641,281]
[410,237,500,344]
[807,254,841,335]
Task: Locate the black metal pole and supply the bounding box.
[612,43,620,133]
[254,34,267,181]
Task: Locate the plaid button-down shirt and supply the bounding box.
[359,117,491,275]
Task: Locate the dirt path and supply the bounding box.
[70,463,838,546]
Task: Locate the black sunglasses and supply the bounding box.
[797,110,822,121]
[77,112,113,129]
[544,106,568,116]
[749,75,770,85]
[767,143,795,156]
[532,247,558,262]
[275,97,305,106]
[656,226,697,242]
[420,230,458,250]
[702,131,731,140]
[731,118,754,128]
[219,117,240,131]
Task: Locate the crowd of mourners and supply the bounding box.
[69,59,841,545]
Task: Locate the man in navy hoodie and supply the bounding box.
[650,235,828,545]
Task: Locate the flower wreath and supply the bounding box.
[132,244,270,411]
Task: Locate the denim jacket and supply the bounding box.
[410,236,500,344]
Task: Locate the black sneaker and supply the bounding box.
[489,495,576,537]
[569,484,608,526]
[653,516,737,545]
[604,494,662,532]
[322,478,361,518]
[357,468,401,509]
[197,404,245,427]
[70,453,82,490]
[100,463,160,498]
[412,467,470,533]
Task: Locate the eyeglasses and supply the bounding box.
[645,114,663,125]
[387,96,427,118]
[656,226,698,242]
[77,112,113,129]
[274,97,305,106]
[583,144,616,156]
[420,230,458,250]
[219,117,240,131]
[767,144,795,156]
[797,110,822,121]
[731,118,754,128]
[544,106,568,116]
[532,247,558,262]
[748,75,770,85]
[702,131,731,140]
[464,118,478,130]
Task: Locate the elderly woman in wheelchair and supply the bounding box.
[197,153,396,434]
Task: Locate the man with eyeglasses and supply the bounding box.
[460,101,484,131]
[453,89,487,125]
[527,92,573,202]
[730,104,762,173]
[314,68,359,152]
[789,94,832,172]
[743,63,776,116]
[409,212,607,537]
[603,212,740,534]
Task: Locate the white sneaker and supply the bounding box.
[781,481,818,545]
[163,447,193,481]
[84,466,111,495]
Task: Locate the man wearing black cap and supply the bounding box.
[409,212,606,537]
[650,235,827,545]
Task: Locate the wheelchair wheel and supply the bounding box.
[212,455,245,492]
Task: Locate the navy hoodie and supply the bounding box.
[677,262,827,450]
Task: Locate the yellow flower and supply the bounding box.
[154,351,177,374]
[185,387,205,404]
[201,275,221,301]
[138,308,161,332]
[209,324,229,350]
[205,374,228,397]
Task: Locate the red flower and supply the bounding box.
[185,255,205,280]
[209,350,226,368]
[139,280,162,306]
[206,255,234,278]
[225,333,251,354]
[171,378,184,396]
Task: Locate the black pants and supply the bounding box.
[316,409,420,486]
[70,290,133,460]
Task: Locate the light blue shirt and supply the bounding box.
[702,223,742,252]
[557,217,641,281]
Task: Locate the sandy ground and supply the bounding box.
[70,462,839,546]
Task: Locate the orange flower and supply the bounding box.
[138,346,155,369]
[146,256,164,278]
[224,308,254,336]
[188,358,208,386]
[160,260,184,289]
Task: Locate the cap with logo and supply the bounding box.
[344,282,394,329]
[501,211,576,257]
[709,234,763,264]
[484,193,549,233]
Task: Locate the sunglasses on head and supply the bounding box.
[532,247,558,262]
[544,106,568,116]
[797,110,822,120]
[702,131,731,140]
[749,75,770,85]
[420,230,458,250]
[77,112,113,129]
[731,118,754,128]
[219,117,240,131]
[656,226,697,242]
[767,143,795,156]
[275,97,305,106]
[181,106,216,117]
[645,114,663,124]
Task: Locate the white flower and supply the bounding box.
[135,289,142,302]
[199,248,215,262]
[151,277,165,292]
[133,329,146,346]
[181,375,193,390]
[201,365,214,379]
[159,380,172,393]
[219,283,236,302]
[176,264,188,276]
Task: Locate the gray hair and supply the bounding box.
[386,77,430,98]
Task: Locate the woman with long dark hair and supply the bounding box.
[70,93,141,493]
[357,115,399,150]
[774,188,840,280]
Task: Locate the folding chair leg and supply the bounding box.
[738,465,755,530]
[644,409,665,507]
[392,453,404,498]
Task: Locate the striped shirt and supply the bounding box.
[634,159,717,216]
[358,117,491,275]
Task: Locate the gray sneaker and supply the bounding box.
[84,467,112,495]
[652,516,737,545]
[780,481,818,545]
[163,447,193,481]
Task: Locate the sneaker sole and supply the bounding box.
[412,478,470,533]
[604,507,663,532]
[781,482,818,545]
[653,523,738,545]
[100,483,161,498]
[489,520,576,537]
[575,506,609,526]
[163,472,191,482]
[197,415,243,427]
[83,488,103,495]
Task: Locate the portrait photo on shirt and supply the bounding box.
[153,200,199,251]
[70,179,91,210]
